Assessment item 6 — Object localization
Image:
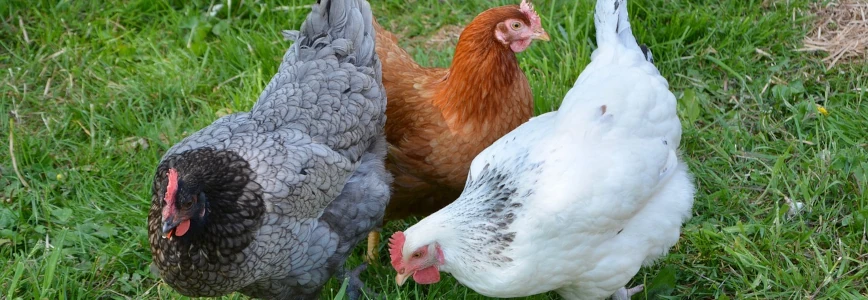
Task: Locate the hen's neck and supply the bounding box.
[411,161,531,277]
[434,32,528,125]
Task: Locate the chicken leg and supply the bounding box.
[611,284,644,300]
[337,263,378,300]
[365,231,381,263]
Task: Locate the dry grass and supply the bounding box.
[803,0,868,69]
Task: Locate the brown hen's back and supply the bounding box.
[374,3,544,220]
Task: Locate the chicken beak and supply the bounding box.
[395,272,411,286]
[162,215,181,236]
[533,30,550,41]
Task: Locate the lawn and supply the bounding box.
[1,0,867,299]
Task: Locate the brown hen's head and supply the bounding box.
[149,148,264,251]
[436,0,546,127]
[462,0,549,53]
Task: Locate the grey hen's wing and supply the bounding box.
[282,134,391,299]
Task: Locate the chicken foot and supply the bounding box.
[336,263,378,300]
[365,230,381,264]
[611,284,644,300]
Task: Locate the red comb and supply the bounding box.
[388,231,406,270]
[162,168,179,219]
[519,0,541,28]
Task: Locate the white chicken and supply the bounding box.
[387,0,696,299]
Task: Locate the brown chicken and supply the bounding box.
[367,0,549,261]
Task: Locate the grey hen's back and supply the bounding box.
[147,0,387,298]
[245,0,385,215]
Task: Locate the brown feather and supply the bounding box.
[374,4,539,220]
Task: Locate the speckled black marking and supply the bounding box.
[460,161,536,265]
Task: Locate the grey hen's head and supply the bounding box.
[148,148,264,266]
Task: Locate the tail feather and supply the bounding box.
[594,0,647,60]
[283,0,378,70]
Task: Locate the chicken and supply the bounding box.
[146,0,390,298]
[387,0,695,299]
[365,0,550,262]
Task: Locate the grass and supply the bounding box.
[1,0,866,299]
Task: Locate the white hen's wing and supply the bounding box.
[525,135,677,229]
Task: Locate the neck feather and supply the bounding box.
[434,12,530,125]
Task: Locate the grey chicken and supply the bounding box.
[146,0,390,298]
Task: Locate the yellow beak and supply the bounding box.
[396,272,411,286]
[534,30,550,41]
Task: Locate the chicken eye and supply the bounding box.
[412,252,422,258]
[511,21,522,30]
[183,197,195,209]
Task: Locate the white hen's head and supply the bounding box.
[389,230,445,286]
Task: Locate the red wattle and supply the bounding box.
[174,219,191,237]
[412,266,441,284]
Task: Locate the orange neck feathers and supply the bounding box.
[434,5,533,125]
